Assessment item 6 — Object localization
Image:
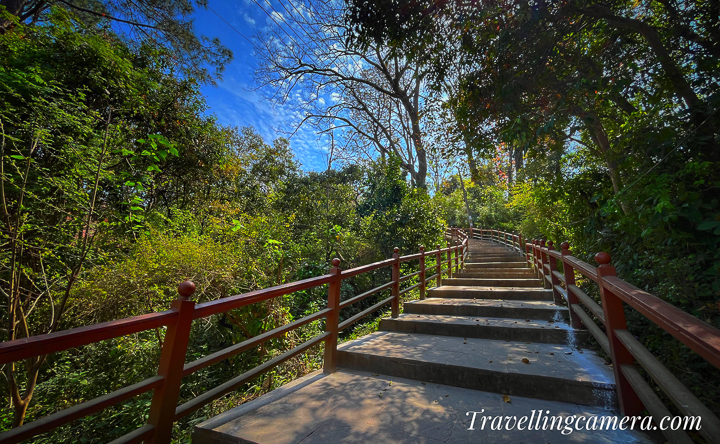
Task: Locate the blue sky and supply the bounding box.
[192,1,331,171]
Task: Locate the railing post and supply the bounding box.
[547,241,562,305]
[539,240,551,289]
[446,241,453,278]
[524,238,530,266]
[596,252,644,416]
[519,234,524,255]
[533,239,541,281]
[323,258,341,373]
[531,239,539,276]
[454,236,459,274]
[561,242,582,329]
[392,247,400,318]
[419,245,426,300]
[147,281,196,443]
[435,244,442,287]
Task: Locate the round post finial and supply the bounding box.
[595,252,611,265]
[419,245,425,252]
[560,241,570,251]
[393,247,399,254]
[332,258,341,267]
[547,240,554,248]
[178,280,196,300]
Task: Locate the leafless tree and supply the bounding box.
[253,0,431,188]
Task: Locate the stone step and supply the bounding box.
[465,262,528,268]
[404,298,568,321]
[337,332,616,408]
[464,256,523,262]
[193,369,654,444]
[428,286,553,301]
[456,269,536,278]
[380,314,583,344]
[443,277,542,287]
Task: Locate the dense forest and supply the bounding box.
[1,0,718,442]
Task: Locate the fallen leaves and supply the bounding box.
[502,394,512,403]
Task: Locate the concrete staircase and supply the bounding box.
[194,238,653,444]
[337,239,614,408]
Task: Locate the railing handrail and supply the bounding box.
[0,228,469,444]
[479,228,720,444]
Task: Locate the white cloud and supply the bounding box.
[243,14,256,25]
[330,92,341,103]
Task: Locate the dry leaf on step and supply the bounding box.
[522,358,530,364]
[502,394,512,403]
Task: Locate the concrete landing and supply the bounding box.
[193,369,655,444]
[337,332,614,407]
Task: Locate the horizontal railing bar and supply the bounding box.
[552,271,565,283]
[0,376,163,444]
[339,281,394,310]
[0,312,179,365]
[425,273,439,283]
[554,285,568,303]
[543,263,551,272]
[342,258,395,278]
[548,250,562,260]
[338,296,394,331]
[571,304,610,354]
[400,253,422,262]
[568,285,605,323]
[620,365,695,444]
[562,256,599,283]
[602,276,720,369]
[194,275,334,319]
[107,425,155,444]
[399,270,422,283]
[183,308,332,377]
[544,274,552,284]
[175,332,330,420]
[615,330,720,443]
[399,282,422,296]
[440,267,450,275]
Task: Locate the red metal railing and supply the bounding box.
[478,228,720,444]
[0,229,468,443]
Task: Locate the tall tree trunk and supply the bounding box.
[466,146,480,183]
[507,146,514,190]
[583,112,630,214]
[514,145,523,174]
[458,172,473,227]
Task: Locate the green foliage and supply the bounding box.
[359,157,445,257]
[0,11,453,440]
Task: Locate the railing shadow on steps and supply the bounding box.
[0,229,468,444]
[472,227,720,444]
